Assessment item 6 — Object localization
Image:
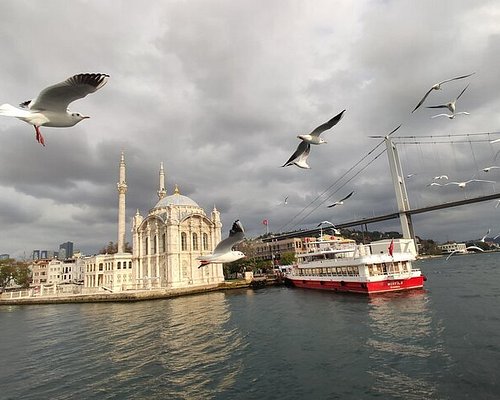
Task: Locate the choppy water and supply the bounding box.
[1,252,499,399]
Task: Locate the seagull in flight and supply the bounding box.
[480,229,491,242]
[445,179,495,188]
[496,200,500,208]
[482,166,500,172]
[431,112,470,119]
[426,182,443,187]
[491,138,500,144]
[412,72,475,113]
[327,191,354,208]
[426,84,469,114]
[434,175,449,180]
[282,110,345,169]
[197,220,245,267]
[0,73,109,146]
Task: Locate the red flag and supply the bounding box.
[262,219,268,226]
[388,239,394,257]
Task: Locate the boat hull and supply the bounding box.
[285,275,424,294]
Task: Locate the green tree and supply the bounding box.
[99,241,132,254]
[278,252,296,265]
[0,259,31,289]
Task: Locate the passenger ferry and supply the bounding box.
[285,237,425,294]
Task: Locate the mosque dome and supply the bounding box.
[153,185,199,209]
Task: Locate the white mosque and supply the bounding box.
[83,153,225,292]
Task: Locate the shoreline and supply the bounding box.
[0,278,281,306]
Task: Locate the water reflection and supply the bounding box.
[366,291,447,399]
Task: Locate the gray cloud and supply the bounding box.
[0,0,499,257]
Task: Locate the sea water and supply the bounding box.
[0,252,499,399]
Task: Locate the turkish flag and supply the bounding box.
[388,239,394,257]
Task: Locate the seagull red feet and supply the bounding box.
[34,125,45,146]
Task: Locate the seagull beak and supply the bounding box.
[82,115,90,119]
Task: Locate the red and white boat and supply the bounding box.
[285,237,425,294]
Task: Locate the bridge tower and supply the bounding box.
[385,137,416,250]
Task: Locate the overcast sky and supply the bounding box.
[1,0,499,258]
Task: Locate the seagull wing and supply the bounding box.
[426,104,449,109]
[309,109,345,137]
[456,84,469,101]
[412,88,434,113]
[431,113,452,119]
[339,191,354,202]
[28,73,109,112]
[212,220,245,254]
[282,141,311,168]
[437,72,475,86]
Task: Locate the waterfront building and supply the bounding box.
[82,154,224,292]
[30,259,49,286]
[438,242,467,254]
[244,234,356,265]
[47,259,63,284]
[132,163,225,289]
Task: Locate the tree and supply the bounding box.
[99,241,132,254]
[277,252,296,265]
[0,259,31,289]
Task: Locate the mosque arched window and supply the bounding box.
[203,233,209,250]
[181,232,187,251]
[161,233,166,253]
[153,235,157,254]
[192,233,198,250]
[145,237,149,255]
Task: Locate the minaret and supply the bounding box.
[117,152,128,253]
[158,162,167,200]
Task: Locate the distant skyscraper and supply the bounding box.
[59,242,74,259]
[33,250,40,260]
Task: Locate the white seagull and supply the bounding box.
[490,138,500,144]
[431,112,470,119]
[480,229,491,242]
[197,220,245,267]
[327,191,354,208]
[434,175,449,180]
[412,73,474,113]
[496,200,500,208]
[482,166,500,172]
[426,182,443,187]
[0,73,109,146]
[426,84,469,114]
[445,179,495,188]
[282,109,346,169]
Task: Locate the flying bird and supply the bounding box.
[426,182,443,187]
[482,166,500,172]
[282,141,311,169]
[431,112,470,119]
[327,191,354,208]
[446,246,484,261]
[445,179,495,188]
[412,73,475,113]
[480,229,491,242]
[496,200,500,209]
[426,84,470,114]
[491,138,500,144]
[282,110,346,168]
[197,220,245,267]
[0,73,109,146]
[434,175,449,180]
